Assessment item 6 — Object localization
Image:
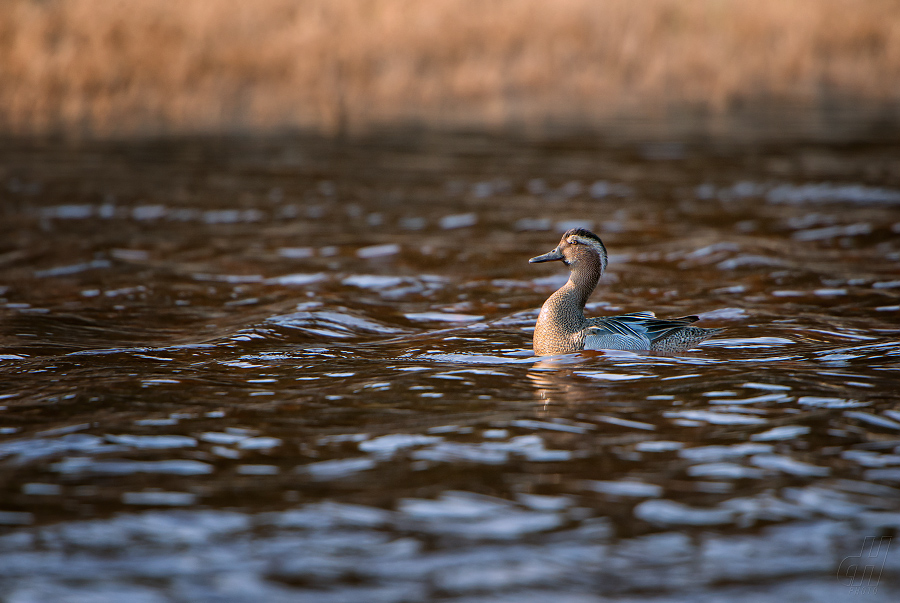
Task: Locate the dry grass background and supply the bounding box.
[2,0,900,138]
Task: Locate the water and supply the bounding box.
[1,133,899,601]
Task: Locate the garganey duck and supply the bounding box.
[530,228,723,355]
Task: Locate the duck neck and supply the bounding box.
[562,260,601,309]
[544,260,600,321]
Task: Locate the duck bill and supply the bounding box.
[529,247,564,263]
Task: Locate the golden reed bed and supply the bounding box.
[2,0,899,138]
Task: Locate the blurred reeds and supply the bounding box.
[2,0,900,138]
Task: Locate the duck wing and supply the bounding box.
[583,312,702,351]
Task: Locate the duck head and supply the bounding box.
[529,227,608,273]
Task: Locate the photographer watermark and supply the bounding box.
[837,536,892,595]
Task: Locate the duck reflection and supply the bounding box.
[527,354,596,405]
[527,348,654,406]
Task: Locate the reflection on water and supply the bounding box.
[1,133,899,601]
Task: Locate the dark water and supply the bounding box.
[1,133,899,602]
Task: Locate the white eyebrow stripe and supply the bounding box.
[572,235,603,251]
[568,235,608,272]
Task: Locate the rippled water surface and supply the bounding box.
[1,133,900,601]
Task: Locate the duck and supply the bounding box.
[529,228,724,355]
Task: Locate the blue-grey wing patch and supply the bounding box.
[583,312,704,351]
[583,317,652,351]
